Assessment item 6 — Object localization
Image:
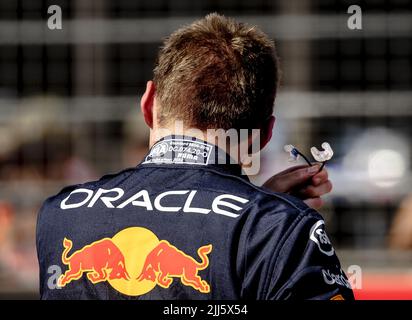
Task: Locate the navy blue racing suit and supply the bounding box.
[36,135,354,300]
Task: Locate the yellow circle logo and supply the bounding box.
[108,227,160,296]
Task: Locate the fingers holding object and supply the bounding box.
[299,180,333,198]
[311,168,329,186]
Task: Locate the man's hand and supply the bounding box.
[262,164,332,210]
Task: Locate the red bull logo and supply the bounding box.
[58,238,130,287]
[137,240,212,293]
[58,227,212,296]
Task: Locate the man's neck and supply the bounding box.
[149,126,261,175]
[149,128,213,148]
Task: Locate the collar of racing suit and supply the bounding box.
[139,134,249,179]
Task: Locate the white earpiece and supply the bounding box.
[310,142,334,162]
[284,144,299,162]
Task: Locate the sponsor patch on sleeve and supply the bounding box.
[309,220,335,256]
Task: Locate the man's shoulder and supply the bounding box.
[41,166,137,209]
[206,167,314,210]
[201,166,322,222]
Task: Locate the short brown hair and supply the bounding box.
[154,13,279,130]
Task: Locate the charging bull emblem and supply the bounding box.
[137,240,212,293]
[58,237,130,287]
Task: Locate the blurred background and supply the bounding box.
[0,0,411,299]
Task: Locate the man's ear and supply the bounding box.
[140,81,156,129]
[260,115,275,150]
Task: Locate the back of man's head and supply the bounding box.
[154,13,279,131]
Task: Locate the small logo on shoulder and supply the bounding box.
[309,220,335,256]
